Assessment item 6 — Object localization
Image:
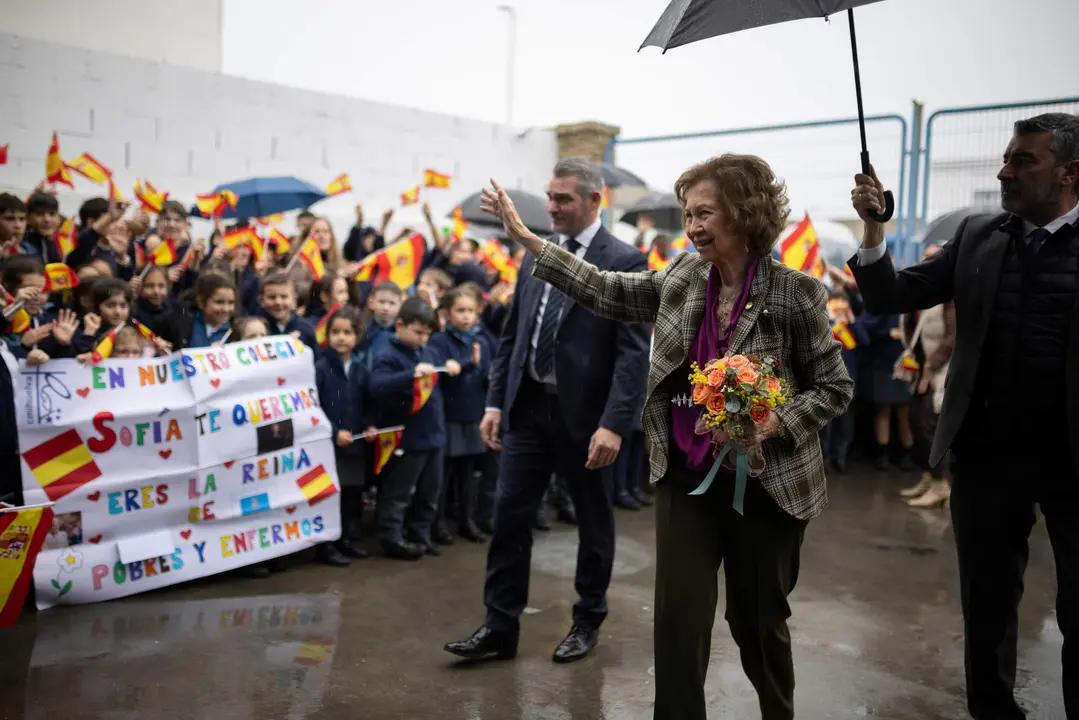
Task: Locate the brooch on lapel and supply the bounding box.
[671,393,693,408]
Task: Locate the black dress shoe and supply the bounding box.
[316,543,351,567]
[630,488,654,507]
[381,540,424,561]
[338,538,369,559]
[614,492,641,510]
[434,527,456,546]
[553,625,599,663]
[557,506,577,526]
[444,626,517,661]
[424,542,442,557]
[533,512,551,532]
[458,521,488,543]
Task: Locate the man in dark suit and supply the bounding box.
[444,157,650,664]
[850,113,1079,720]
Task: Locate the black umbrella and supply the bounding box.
[457,188,552,235]
[916,206,1001,245]
[641,0,895,223]
[599,162,648,189]
[618,191,683,231]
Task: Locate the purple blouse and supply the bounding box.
[670,260,758,472]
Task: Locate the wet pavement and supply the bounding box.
[0,466,1066,720]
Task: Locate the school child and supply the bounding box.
[0,193,28,257]
[315,307,377,567]
[111,325,150,359]
[306,274,353,323]
[155,274,236,350]
[230,315,270,341]
[357,280,403,370]
[133,265,177,328]
[428,285,491,543]
[368,297,460,560]
[20,192,62,261]
[74,278,134,356]
[416,267,453,307]
[259,273,318,350]
[1,256,76,360]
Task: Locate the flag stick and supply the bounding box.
[3,298,26,320]
[351,425,405,444]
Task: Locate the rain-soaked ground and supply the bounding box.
[0,465,1066,720]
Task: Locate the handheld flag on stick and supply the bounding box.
[67,153,112,184]
[2,290,30,335]
[195,190,238,217]
[372,428,405,475]
[412,373,438,414]
[325,174,352,196]
[0,502,54,627]
[354,233,426,289]
[268,228,291,256]
[423,169,451,189]
[290,236,325,281]
[53,217,77,260]
[779,213,823,278]
[133,179,168,213]
[149,237,178,266]
[90,322,124,363]
[314,302,342,348]
[477,239,518,283]
[450,207,468,242]
[0,144,7,165]
[42,263,79,293]
[253,214,285,226]
[832,321,857,350]
[45,132,74,188]
[400,186,420,206]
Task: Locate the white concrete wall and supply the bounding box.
[0,33,558,238]
[2,0,223,72]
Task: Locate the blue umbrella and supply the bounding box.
[188,176,328,220]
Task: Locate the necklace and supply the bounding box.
[716,287,738,330]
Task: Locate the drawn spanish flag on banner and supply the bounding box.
[45,132,74,189]
[400,185,420,206]
[373,429,403,475]
[43,263,79,292]
[314,302,342,348]
[296,236,325,281]
[423,169,451,189]
[149,237,178,266]
[354,233,426,289]
[296,464,338,506]
[67,153,112,184]
[294,637,335,667]
[779,213,821,277]
[0,504,53,627]
[325,174,352,196]
[832,321,857,350]
[22,429,103,502]
[412,373,437,414]
[91,323,124,363]
[53,217,77,260]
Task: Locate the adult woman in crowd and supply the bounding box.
[480,154,853,720]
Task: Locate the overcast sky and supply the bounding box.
[222,0,1078,221]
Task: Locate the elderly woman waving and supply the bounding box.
[481,154,852,720]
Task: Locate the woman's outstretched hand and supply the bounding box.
[480,179,543,253]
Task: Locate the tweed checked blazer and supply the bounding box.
[532,242,853,520]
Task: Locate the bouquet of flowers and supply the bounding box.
[686,353,793,513]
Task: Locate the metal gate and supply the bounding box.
[919,97,1079,227]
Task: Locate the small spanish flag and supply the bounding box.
[53,216,77,260]
[131,319,161,348]
[355,233,426,289]
[0,144,7,165]
[107,177,126,203]
[325,173,352,196]
[294,638,335,667]
[244,231,266,262]
[45,132,74,189]
[478,239,518,284]
[21,429,103,502]
[296,236,325,281]
[222,226,259,250]
[43,263,79,293]
[90,323,124,363]
[149,237,178,266]
[314,302,342,348]
[295,464,338,506]
[195,190,238,217]
[134,179,168,213]
[779,213,821,276]
[832,321,857,350]
[268,227,291,256]
[2,288,30,335]
[373,429,403,475]
[900,354,920,372]
[647,247,670,272]
[67,153,112,184]
[423,169,451,189]
[0,504,54,627]
[670,235,690,252]
[412,373,437,414]
[400,185,420,206]
[254,214,285,226]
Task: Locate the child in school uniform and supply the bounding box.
[111,325,151,359]
[133,265,178,328]
[2,255,78,361]
[428,284,492,543]
[368,296,460,560]
[315,307,377,567]
[306,274,354,323]
[74,278,134,356]
[357,280,403,370]
[259,273,318,350]
[155,274,236,350]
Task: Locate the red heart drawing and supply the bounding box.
[159,449,173,460]
[224,461,235,469]
[310,416,320,426]
[210,378,221,389]
[87,491,101,502]
[76,387,91,398]
[88,535,102,544]
[285,506,296,515]
[180,529,192,540]
[277,377,286,386]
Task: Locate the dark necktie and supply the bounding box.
[1028,227,1051,254]
[533,236,580,379]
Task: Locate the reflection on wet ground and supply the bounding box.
[0,468,1065,719]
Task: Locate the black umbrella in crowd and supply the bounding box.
[916,206,1002,245]
[640,0,896,223]
[618,191,683,231]
[599,162,649,189]
[457,188,553,235]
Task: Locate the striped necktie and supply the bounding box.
[1028,227,1051,254]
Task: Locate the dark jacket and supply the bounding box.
[343,226,384,263]
[20,227,62,264]
[134,297,179,329]
[428,326,491,424]
[357,318,395,371]
[368,336,446,452]
[2,310,75,360]
[263,311,318,352]
[154,307,230,350]
[315,352,369,457]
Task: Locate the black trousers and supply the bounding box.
[653,450,807,720]
[483,377,615,636]
[951,450,1078,719]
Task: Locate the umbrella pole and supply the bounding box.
[847,9,894,222]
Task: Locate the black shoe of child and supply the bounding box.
[423,542,443,557]
[382,540,424,561]
[631,488,654,507]
[434,527,455,546]
[459,521,488,544]
[317,543,351,567]
[338,539,369,559]
[615,492,641,510]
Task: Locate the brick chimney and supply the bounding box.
[554,121,621,163]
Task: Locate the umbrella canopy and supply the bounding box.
[618,192,683,231]
[599,163,648,189]
[457,188,552,235]
[189,176,328,220]
[640,0,895,223]
[915,206,1002,245]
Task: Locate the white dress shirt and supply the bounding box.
[857,201,1079,265]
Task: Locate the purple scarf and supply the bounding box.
[671,260,758,471]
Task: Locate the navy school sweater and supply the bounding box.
[357,318,395,371]
[262,310,319,353]
[315,351,370,458]
[367,336,446,453]
[427,326,491,424]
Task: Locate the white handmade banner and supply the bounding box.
[4,335,341,610]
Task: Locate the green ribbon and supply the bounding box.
[688,440,749,516]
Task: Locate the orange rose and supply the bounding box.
[749,404,771,425]
[706,393,726,415]
[765,376,781,393]
[707,367,726,387]
[736,367,758,385]
[726,354,749,369]
[692,383,713,405]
